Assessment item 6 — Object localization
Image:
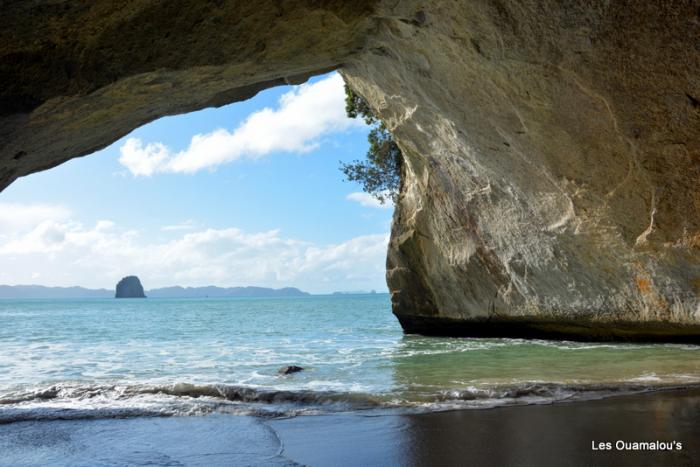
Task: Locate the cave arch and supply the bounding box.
[0,0,382,189]
[2,0,699,342]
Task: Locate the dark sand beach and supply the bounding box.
[272,388,700,466]
[1,388,699,466]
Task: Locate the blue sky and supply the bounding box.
[0,72,393,293]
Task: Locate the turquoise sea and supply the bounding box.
[1,294,700,423]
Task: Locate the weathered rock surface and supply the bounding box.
[342,1,700,342]
[1,1,699,341]
[115,276,146,298]
[0,0,378,189]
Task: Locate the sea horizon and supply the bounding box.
[0,282,388,299]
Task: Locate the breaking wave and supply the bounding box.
[2,379,699,424]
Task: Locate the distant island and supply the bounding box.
[0,284,310,299]
[147,286,309,298]
[115,276,146,298]
[332,290,378,295]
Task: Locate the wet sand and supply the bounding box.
[271,388,700,466]
[1,389,699,466]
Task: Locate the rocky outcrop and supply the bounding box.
[1,1,699,341]
[342,1,700,342]
[115,276,146,298]
[278,365,304,375]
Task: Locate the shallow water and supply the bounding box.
[1,294,699,421]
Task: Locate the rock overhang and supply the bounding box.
[1,0,698,342]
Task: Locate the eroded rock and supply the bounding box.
[341,0,700,342]
[0,0,379,189]
[1,1,699,341]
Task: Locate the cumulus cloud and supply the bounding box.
[119,73,360,176]
[118,140,170,176]
[0,202,71,234]
[0,203,389,293]
[346,192,393,209]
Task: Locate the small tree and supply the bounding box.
[340,85,402,204]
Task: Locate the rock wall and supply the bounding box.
[342,0,700,342]
[1,1,699,341]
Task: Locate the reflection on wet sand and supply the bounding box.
[1,389,697,466]
[272,389,700,466]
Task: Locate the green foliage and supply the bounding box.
[340,85,402,204]
[344,86,377,125]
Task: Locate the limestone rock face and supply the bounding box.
[115,276,146,299]
[1,1,699,341]
[0,0,379,189]
[340,1,700,342]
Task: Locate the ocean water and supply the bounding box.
[1,294,700,423]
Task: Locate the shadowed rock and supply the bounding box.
[278,366,304,375]
[115,276,147,299]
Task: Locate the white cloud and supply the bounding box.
[161,220,197,231]
[0,202,71,234]
[0,203,389,293]
[119,73,361,176]
[118,139,170,176]
[346,192,393,209]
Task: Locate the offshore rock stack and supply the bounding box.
[115,276,146,299]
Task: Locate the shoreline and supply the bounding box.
[3,380,700,425]
[1,388,698,466]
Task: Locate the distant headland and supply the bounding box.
[332,290,378,295]
[0,283,311,299]
[147,286,309,298]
